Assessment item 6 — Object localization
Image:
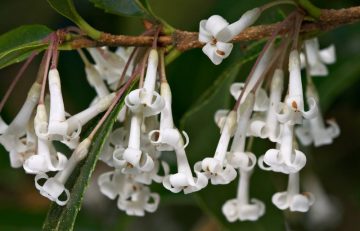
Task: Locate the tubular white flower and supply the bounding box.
[261,123,307,174]
[85,64,110,98]
[98,168,160,216]
[198,15,234,65]
[98,169,135,200]
[117,184,160,216]
[295,84,340,147]
[239,44,274,103]
[272,172,314,212]
[230,83,269,112]
[113,113,154,173]
[302,38,336,76]
[148,81,189,151]
[7,120,37,168]
[247,69,284,142]
[23,137,67,174]
[47,68,68,139]
[222,93,264,221]
[279,50,318,125]
[222,169,265,222]
[66,93,115,135]
[217,8,261,42]
[87,47,128,86]
[125,50,165,117]
[34,138,91,206]
[0,83,41,152]
[227,93,255,169]
[195,110,237,185]
[163,144,208,194]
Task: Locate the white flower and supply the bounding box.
[117,184,160,216]
[260,123,306,174]
[125,49,164,117]
[23,137,67,174]
[113,113,155,173]
[36,69,115,148]
[295,83,340,147]
[234,44,274,103]
[163,143,208,194]
[0,82,41,167]
[222,93,264,221]
[222,169,265,222]
[230,83,269,112]
[226,93,255,169]
[247,69,284,142]
[301,38,336,76]
[272,172,314,212]
[34,138,91,206]
[98,170,160,216]
[148,81,189,151]
[194,110,237,185]
[199,8,261,65]
[85,64,110,99]
[87,47,132,87]
[277,50,318,125]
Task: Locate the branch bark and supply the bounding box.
[66,6,360,51]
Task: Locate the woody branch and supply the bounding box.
[65,6,360,51]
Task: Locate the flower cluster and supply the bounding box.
[196,10,339,222]
[0,5,340,225]
[0,64,115,205]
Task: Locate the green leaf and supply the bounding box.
[180,43,285,230]
[318,56,360,111]
[90,0,148,17]
[47,0,101,39]
[0,25,52,69]
[89,0,174,33]
[42,88,132,230]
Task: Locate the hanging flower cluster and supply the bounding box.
[197,9,339,222]
[0,3,340,224]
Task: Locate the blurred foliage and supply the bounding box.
[0,0,360,230]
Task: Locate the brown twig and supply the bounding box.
[66,6,360,51]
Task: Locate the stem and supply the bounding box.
[296,0,321,19]
[0,52,37,112]
[61,6,360,51]
[39,41,54,105]
[233,12,296,111]
[115,47,139,90]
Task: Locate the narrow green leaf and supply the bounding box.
[42,88,132,230]
[89,0,174,33]
[89,0,148,17]
[0,25,52,69]
[47,0,101,39]
[318,56,360,111]
[180,43,285,230]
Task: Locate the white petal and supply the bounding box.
[202,43,223,65]
[198,20,212,43]
[218,8,261,42]
[205,15,229,40]
[319,45,336,64]
[238,199,265,221]
[272,192,289,210]
[289,194,313,212]
[222,199,239,222]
